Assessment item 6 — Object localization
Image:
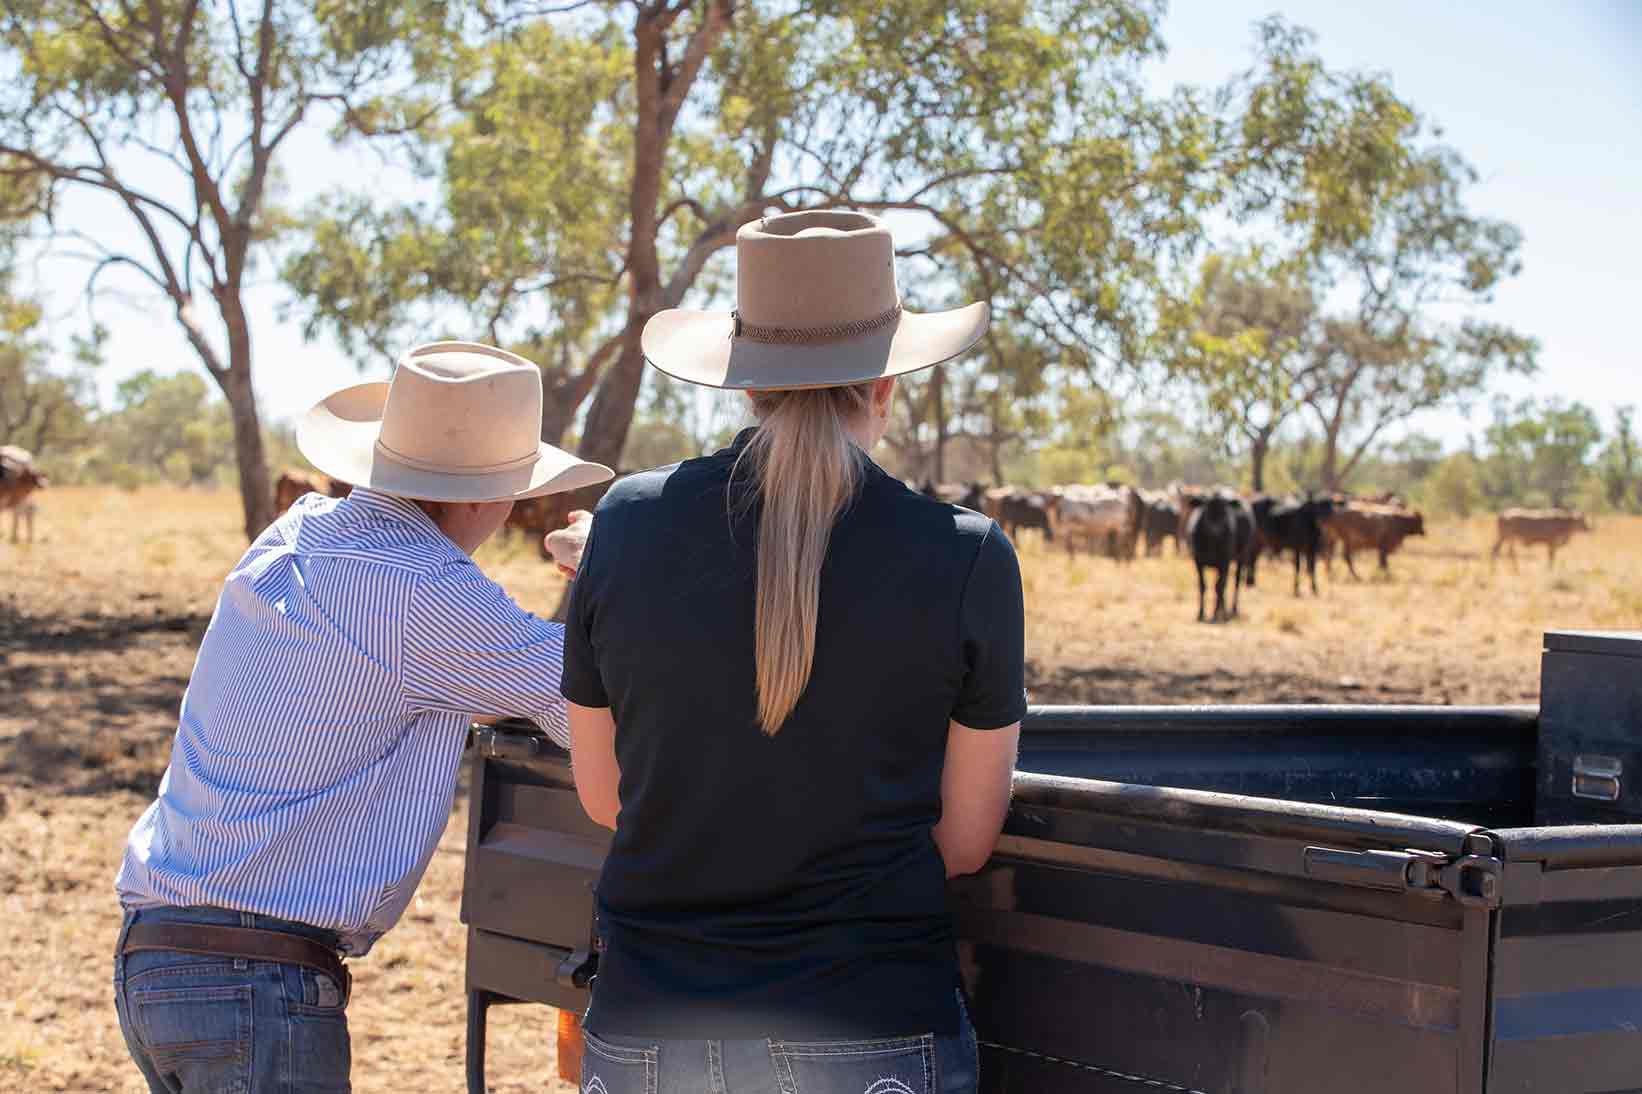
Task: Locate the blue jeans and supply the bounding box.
[113,905,352,1094]
[582,995,979,1094]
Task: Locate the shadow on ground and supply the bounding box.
[0,598,202,653]
[1027,661,1431,706]
[0,600,204,797]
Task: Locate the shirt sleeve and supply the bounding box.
[402,563,571,749]
[559,516,609,709]
[951,521,1028,730]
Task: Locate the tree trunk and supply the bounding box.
[542,388,578,448]
[931,366,947,483]
[988,392,1004,484]
[576,330,647,470]
[1318,404,1346,490]
[218,360,273,539]
[1249,431,1270,493]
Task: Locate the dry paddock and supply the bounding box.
[1,486,1637,1092]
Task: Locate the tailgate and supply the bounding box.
[1485,825,1642,1092]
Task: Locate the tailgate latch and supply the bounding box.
[555,948,597,990]
[1304,840,1502,909]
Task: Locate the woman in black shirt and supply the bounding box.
[562,210,1024,1094]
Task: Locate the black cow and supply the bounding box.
[1185,491,1253,623]
[921,479,987,511]
[1251,495,1337,596]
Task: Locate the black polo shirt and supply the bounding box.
[560,431,1025,1039]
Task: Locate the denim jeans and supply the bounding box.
[112,905,352,1094]
[582,994,979,1094]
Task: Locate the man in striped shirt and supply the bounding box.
[113,343,612,1093]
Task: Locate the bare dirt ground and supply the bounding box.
[2,486,1637,1091]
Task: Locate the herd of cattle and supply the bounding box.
[919,479,1596,623]
[0,462,1599,625]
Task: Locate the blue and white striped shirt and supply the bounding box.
[116,488,570,955]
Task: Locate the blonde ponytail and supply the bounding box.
[737,383,874,734]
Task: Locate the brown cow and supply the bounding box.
[0,445,47,543]
[273,469,353,514]
[1320,502,1425,579]
[1491,508,1592,568]
[506,475,630,559]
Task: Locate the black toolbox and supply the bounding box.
[1536,630,1642,824]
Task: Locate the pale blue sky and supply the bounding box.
[25,1,1642,448]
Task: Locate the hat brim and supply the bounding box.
[641,302,989,390]
[296,382,614,503]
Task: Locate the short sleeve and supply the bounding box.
[559,515,610,708]
[951,521,1027,730]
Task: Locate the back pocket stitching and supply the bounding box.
[775,1036,930,1059]
[581,1032,658,1094]
[864,1080,918,1094]
[134,983,253,1091]
[582,1031,657,1066]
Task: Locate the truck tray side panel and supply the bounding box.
[954,791,1491,1094]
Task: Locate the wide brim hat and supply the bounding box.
[642,209,989,390]
[297,341,614,503]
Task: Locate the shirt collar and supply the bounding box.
[716,427,759,460]
[716,426,887,484]
[345,487,452,541]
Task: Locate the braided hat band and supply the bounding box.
[732,303,903,345]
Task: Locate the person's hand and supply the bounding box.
[544,510,593,578]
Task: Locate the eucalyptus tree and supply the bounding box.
[1299,146,1539,490]
[1163,250,1319,491]
[0,0,457,536]
[284,0,1214,477]
[1213,19,1537,490]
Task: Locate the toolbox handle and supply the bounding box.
[1572,754,1622,802]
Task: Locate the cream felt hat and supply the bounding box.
[641,210,989,389]
[297,342,614,503]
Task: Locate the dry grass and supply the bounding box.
[1017,514,1640,705]
[2,486,1638,1091]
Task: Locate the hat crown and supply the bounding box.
[734,210,899,330]
[376,342,543,473]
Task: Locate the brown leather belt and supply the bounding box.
[122,922,351,1005]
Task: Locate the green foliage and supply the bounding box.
[1419,453,1483,518]
[75,370,236,487]
[621,419,698,472]
[1598,405,1640,513]
[1481,397,1604,510]
[0,273,96,461]
[0,4,1593,513]
[283,0,1213,465]
[1190,20,1539,490]
[1161,248,1319,489]
[0,0,466,534]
